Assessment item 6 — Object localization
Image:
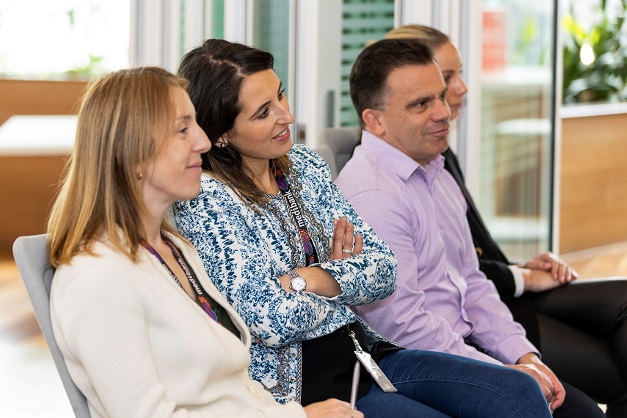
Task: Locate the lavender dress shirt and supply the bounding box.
[335,131,537,365]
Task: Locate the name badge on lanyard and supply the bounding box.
[348,329,397,393]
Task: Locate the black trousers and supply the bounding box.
[553,380,605,418]
[528,278,627,418]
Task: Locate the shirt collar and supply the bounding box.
[360,130,445,183]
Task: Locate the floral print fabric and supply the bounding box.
[173,144,397,403]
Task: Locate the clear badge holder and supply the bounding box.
[348,330,397,393]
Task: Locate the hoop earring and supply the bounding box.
[136,172,143,180]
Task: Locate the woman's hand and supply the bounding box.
[330,216,363,260]
[523,252,578,285]
[521,268,562,293]
[304,399,364,418]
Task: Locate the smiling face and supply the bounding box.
[434,41,467,121]
[365,62,451,166]
[225,69,295,173]
[142,86,211,209]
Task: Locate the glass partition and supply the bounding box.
[479,0,556,261]
[251,0,291,92]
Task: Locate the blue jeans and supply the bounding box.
[356,349,552,418]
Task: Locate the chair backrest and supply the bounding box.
[12,234,91,418]
[318,127,361,179]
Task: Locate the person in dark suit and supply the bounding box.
[383,24,627,418]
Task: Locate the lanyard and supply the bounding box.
[274,168,319,266]
[142,240,220,322]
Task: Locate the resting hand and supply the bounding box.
[510,353,565,412]
[521,268,562,293]
[523,252,578,284]
[304,399,364,418]
[330,216,363,260]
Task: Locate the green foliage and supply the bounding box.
[562,0,626,104]
[64,54,104,80]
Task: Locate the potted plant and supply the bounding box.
[562,0,626,104]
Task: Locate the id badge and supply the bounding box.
[355,351,397,392]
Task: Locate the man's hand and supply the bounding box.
[511,352,565,413]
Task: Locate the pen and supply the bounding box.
[350,361,360,409]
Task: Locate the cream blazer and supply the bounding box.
[51,233,305,418]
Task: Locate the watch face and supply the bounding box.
[290,275,307,292]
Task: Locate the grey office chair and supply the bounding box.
[12,234,91,418]
[318,127,361,179]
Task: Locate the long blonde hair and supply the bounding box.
[48,67,188,267]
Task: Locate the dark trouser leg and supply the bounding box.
[529,278,627,413]
[537,313,625,406]
[357,389,451,418]
[551,380,605,418]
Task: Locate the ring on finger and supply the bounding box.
[342,249,353,254]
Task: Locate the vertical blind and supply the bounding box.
[340,0,395,126]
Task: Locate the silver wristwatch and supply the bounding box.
[288,269,307,292]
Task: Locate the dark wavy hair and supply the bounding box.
[178,39,291,204]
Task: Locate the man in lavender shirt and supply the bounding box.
[335,38,604,418]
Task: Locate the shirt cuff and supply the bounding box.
[508,265,525,298]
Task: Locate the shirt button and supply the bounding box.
[289,376,296,382]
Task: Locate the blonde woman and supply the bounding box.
[47,66,360,418]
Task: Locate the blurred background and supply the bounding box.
[0,0,625,415]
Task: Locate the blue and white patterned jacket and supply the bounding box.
[174,144,397,404]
